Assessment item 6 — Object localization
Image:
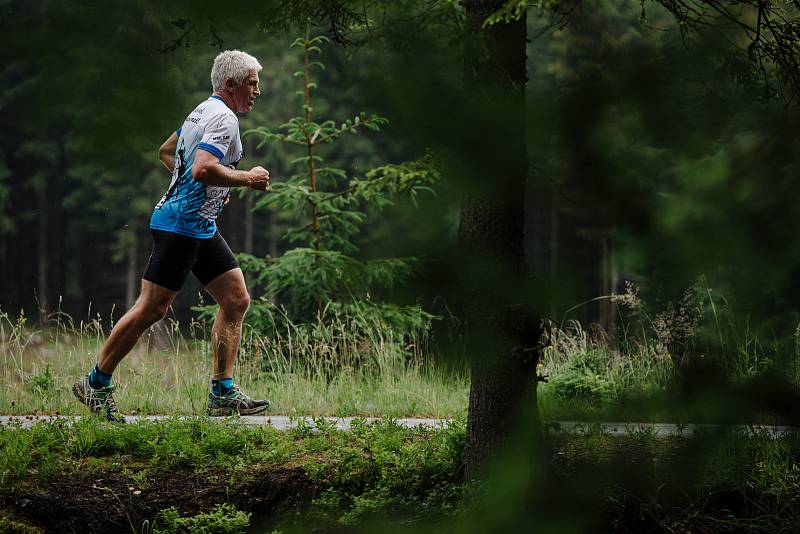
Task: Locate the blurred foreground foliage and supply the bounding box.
[2,417,800,531]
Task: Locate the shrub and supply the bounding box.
[548,349,615,402]
[153,504,250,534]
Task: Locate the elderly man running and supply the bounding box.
[73,50,271,421]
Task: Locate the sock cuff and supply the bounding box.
[94,364,113,380]
[211,378,234,395]
[89,364,113,388]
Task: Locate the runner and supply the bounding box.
[73,50,271,421]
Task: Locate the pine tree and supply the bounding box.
[240,31,439,336]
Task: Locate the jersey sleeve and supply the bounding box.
[198,113,238,161]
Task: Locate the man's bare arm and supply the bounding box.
[159,132,179,172]
[193,149,270,190]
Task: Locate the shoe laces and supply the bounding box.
[229,385,251,401]
[92,384,119,415]
[104,390,119,414]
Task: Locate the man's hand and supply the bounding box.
[247,166,270,191]
[193,150,272,189]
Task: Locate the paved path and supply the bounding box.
[546,421,797,436]
[0,415,796,436]
[0,415,450,431]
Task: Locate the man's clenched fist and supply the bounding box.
[248,166,270,191]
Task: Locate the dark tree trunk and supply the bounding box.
[526,173,560,319]
[244,191,254,255]
[244,135,255,256]
[268,207,279,260]
[460,0,540,478]
[599,236,619,339]
[125,236,137,310]
[37,173,48,324]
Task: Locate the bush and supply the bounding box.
[548,349,615,402]
[154,504,250,534]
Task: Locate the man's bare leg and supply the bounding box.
[98,279,177,374]
[204,268,250,380]
[204,268,269,415]
[74,279,176,420]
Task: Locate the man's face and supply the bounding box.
[229,69,260,113]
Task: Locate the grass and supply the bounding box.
[0,416,466,532]
[536,279,800,423]
[2,417,800,532]
[536,319,677,421]
[3,277,799,423]
[0,309,468,418]
[4,279,800,531]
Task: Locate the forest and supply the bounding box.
[2,0,800,532]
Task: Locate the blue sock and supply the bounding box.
[220,377,235,394]
[212,377,235,396]
[89,364,112,389]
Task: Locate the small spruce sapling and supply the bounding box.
[240,32,439,336]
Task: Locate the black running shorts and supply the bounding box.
[143,230,239,291]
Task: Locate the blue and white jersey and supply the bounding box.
[150,95,243,239]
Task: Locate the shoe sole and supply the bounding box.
[207,402,271,417]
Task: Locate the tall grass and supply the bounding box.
[538,278,800,421]
[4,278,797,421]
[0,307,468,418]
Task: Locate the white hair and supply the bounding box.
[211,50,262,92]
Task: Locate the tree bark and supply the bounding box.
[125,235,137,310]
[244,190,254,255]
[37,172,48,324]
[599,236,619,340]
[460,0,540,478]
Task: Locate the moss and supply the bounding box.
[0,511,43,534]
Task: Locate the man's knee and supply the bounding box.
[135,281,176,326]
[221,291,250,318]
[138,301,170,325]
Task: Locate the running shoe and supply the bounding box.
[207,385,271,416]
[72,375,124,423]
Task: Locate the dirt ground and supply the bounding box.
[1,464,313,532]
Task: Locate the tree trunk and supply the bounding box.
[244,190,254,254]
[243,134,256,255]
[268,208,279,260]
[460,0,540,478]
[526,172,559,320]
[599,236,619,341]
[37,172,48,324]
[125,235,137,310]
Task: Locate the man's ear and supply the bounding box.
[224,78,236,92]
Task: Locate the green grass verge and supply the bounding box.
[0,313,468,418]
[0,416,466,532]
[3,418,800,532]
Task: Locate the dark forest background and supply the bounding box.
[2,0,800,346]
